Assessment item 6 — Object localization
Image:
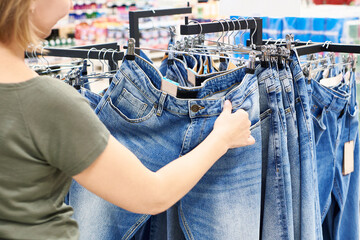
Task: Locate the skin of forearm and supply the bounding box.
[151,130,228,214]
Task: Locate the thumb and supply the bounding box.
[246,135,256,146]
[222,100,232,114]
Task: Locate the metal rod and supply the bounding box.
[180,18,263,46]
[71,42,119,50]
[246,39,360,55]
[129,7,192,54]
[123,45,248,62]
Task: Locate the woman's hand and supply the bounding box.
[212,100,256,149]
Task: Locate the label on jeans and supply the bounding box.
[227,61,237,70]
[320,73,342,88]
[322,68,330,78]
[343,140,355,176]
[187,68,196,86]
[344,71,351,84]
[161,77,178,97]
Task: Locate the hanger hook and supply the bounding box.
[266,38,273,45]
[31,45,42,69]
[211,19,225,45]
[227,18,236,45]
[87,47,97,73]
[247,17,257,48]
[103,48,114,71]
[322,41,332,49]
[230,17,241,45]
[218,19,229,44]
[111,49,119,70]
[188,20,203,38]
[39,44,50,70]
[235,17,248,47]
[98,48,107,71]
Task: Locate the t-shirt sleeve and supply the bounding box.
[22,77,110,176]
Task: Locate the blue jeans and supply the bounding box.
[279,65,301,240]
[70,54,263,239]
[290,51,323,240]
[257,65,294,240]
[332,72,360,240]
[273,64,295,240]
[78,88,102,110]
[311,70,359,239]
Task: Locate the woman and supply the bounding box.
[0,0,255,239]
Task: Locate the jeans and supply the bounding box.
[70,54,263,240]
[311,69,359,239]
[332,71,360,240]
[280,65,301,240]
[290,51,323,240]
[258,65,293,240]
[78,88,102,110]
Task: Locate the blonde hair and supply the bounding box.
[0,0,40,49]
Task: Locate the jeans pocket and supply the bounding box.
[109,88,156,123]
[347,101,358,118]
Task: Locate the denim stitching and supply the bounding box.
[122,214,150,240]
[179,204,194,240]
[109,98,156,123]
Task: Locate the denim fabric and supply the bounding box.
[160,57,227,88]
[273,65,295,240]
[139,50,153,64]
[182,54,197,71]
[289,51,323,240]
[166,59,189,87]
[280,65,301,240]
[330,72,360,240]
[310,73,349,219]
[311,70,359,239]
[258,65,294,240]
[69,54,262,240]
[219,58,229,72]
[78,87,102,110]
[193,54,203,74]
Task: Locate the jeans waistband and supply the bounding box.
[290,50,305,82]
[311,78,349,113]
[113,54,258,118]
[257,66,279,93]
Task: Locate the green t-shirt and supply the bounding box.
[0,76,110,239]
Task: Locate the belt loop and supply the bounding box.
[157,92,167,116]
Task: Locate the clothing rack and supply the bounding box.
[129,5,192,54]
[180,17,263,47]
[247,39,360,56]
[30,42,123,72]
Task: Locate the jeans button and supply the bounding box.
[191,105,200,112]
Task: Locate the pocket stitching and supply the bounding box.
[109,98,156,123]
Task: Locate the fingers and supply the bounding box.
[222,100,232,114]
[246,135,256,146]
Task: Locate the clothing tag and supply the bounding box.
[227,61,237,70]
[203,65,208,74]
[211,58,219,72]
[161,77,178,97]
[320,73,343,88]
[322,68,330,78]
[187,68,196,86]
[344,71,351,84]
[343,140,355,176]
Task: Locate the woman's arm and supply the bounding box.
[73,100,255,215]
